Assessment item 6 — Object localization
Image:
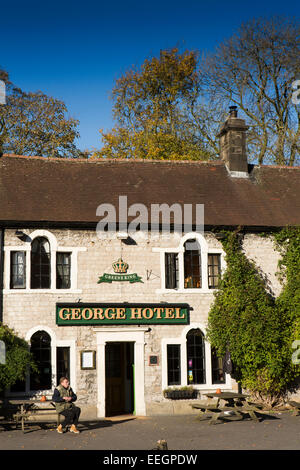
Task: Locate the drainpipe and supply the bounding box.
[0,228,4,323]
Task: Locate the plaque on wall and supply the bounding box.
[80,350,96,370]
[149,355,159,366]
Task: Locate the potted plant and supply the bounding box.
[163,386,198,400]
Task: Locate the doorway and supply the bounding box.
[105,342,134,416]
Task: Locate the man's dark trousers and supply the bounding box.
[60,405,81,427]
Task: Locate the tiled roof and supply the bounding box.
[0,154,299,228]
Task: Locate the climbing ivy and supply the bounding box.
[206,227,300,404]
[274,227,300,385]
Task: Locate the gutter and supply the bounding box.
[0,228,4,323]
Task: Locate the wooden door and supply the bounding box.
[105,343,125,416]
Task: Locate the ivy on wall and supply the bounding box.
[274,227,300,383]
[207,227,300,404]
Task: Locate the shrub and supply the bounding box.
[0,323,37,393]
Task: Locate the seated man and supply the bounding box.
[52,376,81,434]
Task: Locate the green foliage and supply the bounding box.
[94,48,217,160]
[0,69,82,158]
[0,323,37,393]
[274,227,300,378]
[207,229,300,402]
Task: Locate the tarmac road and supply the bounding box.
[0,412,299,451]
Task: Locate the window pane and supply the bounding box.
[56,252,71,289]
[31,237,51,289]
[165,253,178,289]
[10,251,26,289]
[187,329,205,384]
[184,240,201,289]
[167,344,181,385]
[56,347,70,385]
[30,331,52,390]
[10,379,26,393]
[211,347,225,384]
[208,254,221,289]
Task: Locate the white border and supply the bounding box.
[153,232,226,293]
[6,325,76,397]
[3,229,86,293]
[161,323,232,391]
[94,327,147,417]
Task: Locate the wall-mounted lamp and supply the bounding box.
[15,230,28,242]
[116,231,129,240]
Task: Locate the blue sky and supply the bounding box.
[1,0,299,151]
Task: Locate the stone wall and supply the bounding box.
[2,228,289,416]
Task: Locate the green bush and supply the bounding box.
[207,228,300,404]
[0,323,37,393]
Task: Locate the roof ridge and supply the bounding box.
[1,154,224,165]
[2,154,300,169]
[258,163,300,170]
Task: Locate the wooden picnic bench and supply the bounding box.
[191,402,241,425]
[191,392,263,424]
[10,399,61,433]
[288,400,300,416]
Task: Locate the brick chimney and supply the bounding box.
[218,106,249,176]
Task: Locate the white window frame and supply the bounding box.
[4,229,86,293]
[162,323,232,391]
[153,232,226,294]
[6,325,77,396]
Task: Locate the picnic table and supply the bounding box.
[191,392,262,425]
[9,399,61,433]
[288,400,300,416]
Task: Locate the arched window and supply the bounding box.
[31,237,51,289]
[186,329,205,384]
[30,331,52,390]
[184,239,201,288]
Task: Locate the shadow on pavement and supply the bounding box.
[194,411,281,425]
[0,418,136,434]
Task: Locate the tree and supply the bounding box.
[0,323,37,394]
[0,68,82,158]
[203,17,300,165]
[94,48,215,160]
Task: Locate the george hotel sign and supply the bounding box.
[56,303,190,326]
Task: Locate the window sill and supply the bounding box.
[155,288,217,294]
[3,289,82,294]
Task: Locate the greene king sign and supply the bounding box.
[56,303,190,325]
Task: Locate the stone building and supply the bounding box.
[0,109,299,417]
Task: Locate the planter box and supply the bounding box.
[164,390,198,400]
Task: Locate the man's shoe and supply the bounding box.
[70,424,80,434]
[57,424,64,434]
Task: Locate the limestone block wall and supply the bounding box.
[2,228,287,413]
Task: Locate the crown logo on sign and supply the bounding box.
[112,258,129,274]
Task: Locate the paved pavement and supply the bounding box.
[0,412,299,450]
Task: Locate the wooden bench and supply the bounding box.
[288,401,300,416]
[13,402,61,433]
[191,401,263,424]
[237,404,260,422]
[191,403,223,425]
[191,403,244,425]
